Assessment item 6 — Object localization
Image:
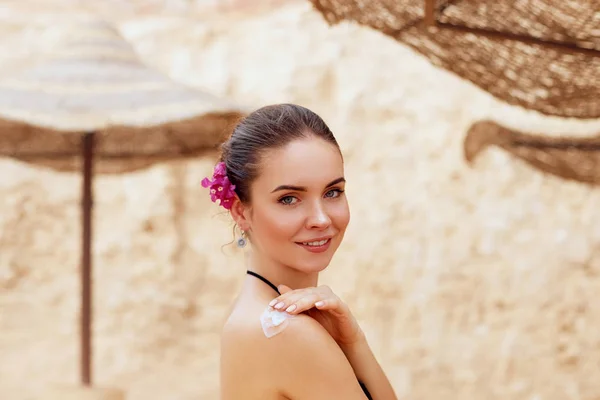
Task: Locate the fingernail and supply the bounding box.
[274,302,284,309]
[269,299,277,307]
[286,304,297,313]
[315,301,325,307]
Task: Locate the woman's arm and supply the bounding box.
[340,334,398,400]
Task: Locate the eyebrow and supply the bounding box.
[271,177,346,193]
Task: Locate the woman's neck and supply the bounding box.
[243,248,319,292]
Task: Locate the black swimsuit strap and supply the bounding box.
[246,270,281,295]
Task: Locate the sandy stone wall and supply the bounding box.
[1,1,600,399]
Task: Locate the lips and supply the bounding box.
[300,238,329,246]
[295,237,333,253]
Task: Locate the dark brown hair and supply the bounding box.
[220,103,340,203]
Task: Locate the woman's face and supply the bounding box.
[245,136,350,273]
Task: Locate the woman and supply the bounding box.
[204,104,397,399]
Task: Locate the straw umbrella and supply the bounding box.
[0,18,245,390]
[464,120,600,185]
[308,0,600,119]
[308,0,600,184]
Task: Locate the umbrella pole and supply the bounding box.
[81,131,95,386]
[424,0,436,27]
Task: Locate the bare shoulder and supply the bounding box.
[266,314,370,400]
[220,307,279,399]
[221,308,368,399]
[220,308,268,357]
[220,303,291,372]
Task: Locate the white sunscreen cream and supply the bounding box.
[260,306,295,338]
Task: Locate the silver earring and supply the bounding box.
[237,230,247,248]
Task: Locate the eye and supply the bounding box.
[278,195,298,205]
[324,188,344,198]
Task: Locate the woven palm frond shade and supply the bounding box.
[0,19,245,173]
[464,120,600,185]
[309,0,600,119]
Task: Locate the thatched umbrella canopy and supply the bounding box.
[0,18,245,387]
[308,0,600,119]
[0,18,244,174]
[464,120,600,185]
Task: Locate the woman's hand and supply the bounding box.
[269,285,365,348]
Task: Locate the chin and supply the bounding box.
[305,257,331,272]
[297,259,331,274]
[290,248,338,274]
[273,237,344,274]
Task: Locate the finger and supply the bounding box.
[282,289,340,314]
[313,298,339,310]
[268,288,302,309]
[269,288,317,311]
[283,293,325,314]
[277,284,293,294]
[267,284,298,308]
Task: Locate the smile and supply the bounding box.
[295,238,332,253]
[302,239,329,246]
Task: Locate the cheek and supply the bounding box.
[330,200,350,231]
[253,206,302,239]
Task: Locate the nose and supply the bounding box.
[306,201,331,230]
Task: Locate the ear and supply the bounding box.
[229,196,251,231]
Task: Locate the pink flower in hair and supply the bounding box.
[201,162,236,210]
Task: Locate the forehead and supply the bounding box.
[255,137,343,189]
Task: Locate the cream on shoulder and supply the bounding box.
[260,306,296,338]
